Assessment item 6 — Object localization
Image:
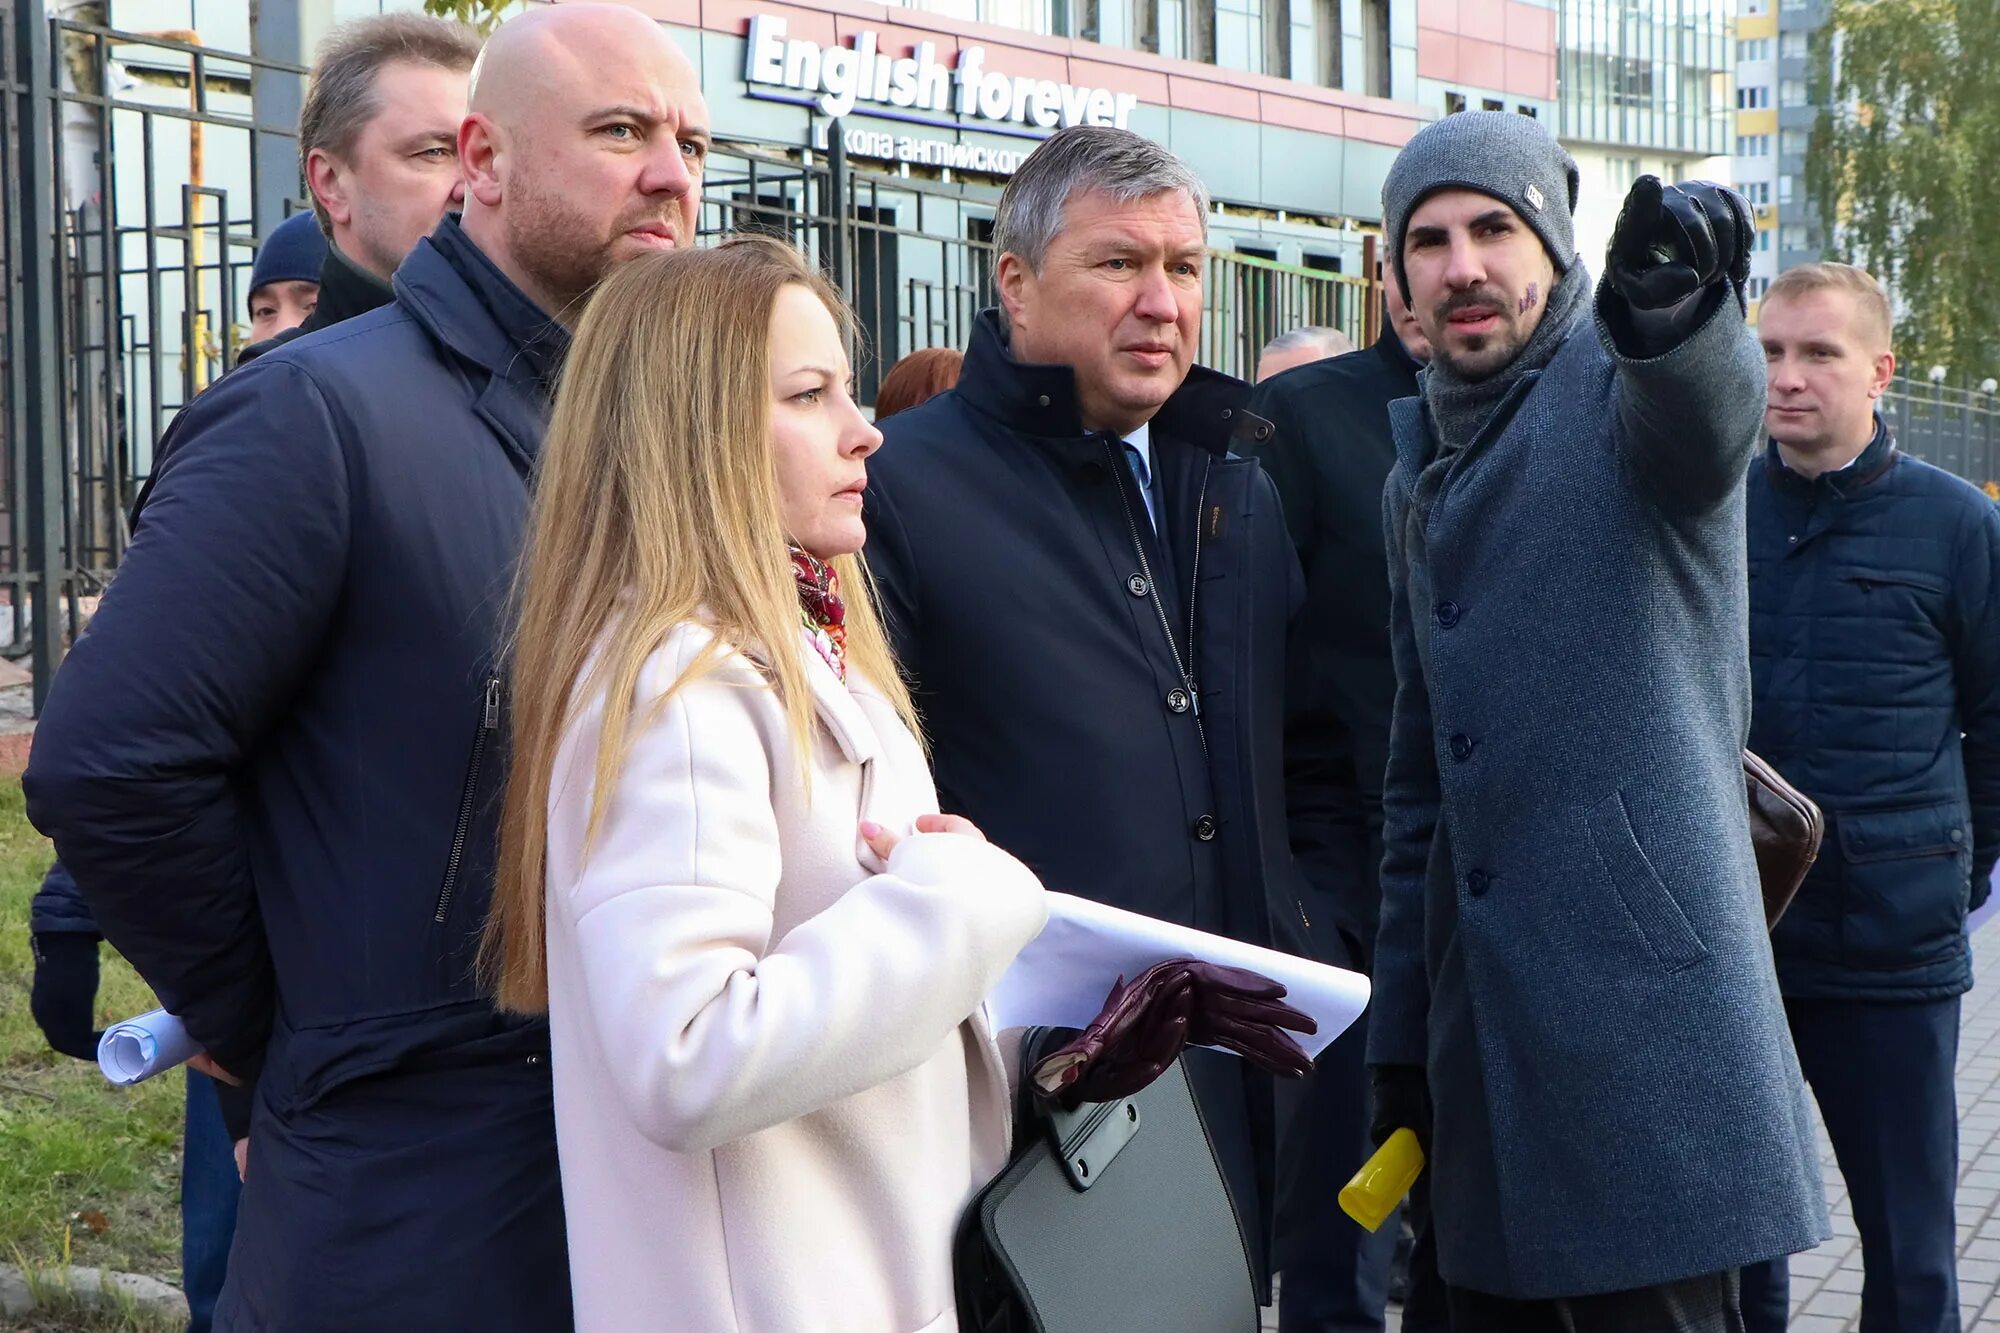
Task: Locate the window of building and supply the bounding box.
[1737,180,1772,205]
[1608,157,1642,192]
[1214,0,1263,74]
[1361,0,1389,98]
[1736,38,1769,62]
[1742,0,1769,12]
[1778,174,1796,203]
[1781,128,1809,155]
[1780,31,1809,59]
[1780,223,1808,249]
[1517,104,1537,118]
[1445,90,1467,114]
[1780,0,1807,10]
[1481,96,1504,112]
[1780,79,1807,106]
[1753,229,1772,252]
[1736,134,1771,157]
[1737,85,1770,109]
[1748,276,1771,299]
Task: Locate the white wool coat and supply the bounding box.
[543,622,1049,1332]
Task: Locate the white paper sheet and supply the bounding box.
[987,892,1371,1061]
[97,1008,200,1086]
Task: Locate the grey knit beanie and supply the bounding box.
[1381,111,1580,302]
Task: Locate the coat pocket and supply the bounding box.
[1833,800,1969,968]
[1585,790,1710,973]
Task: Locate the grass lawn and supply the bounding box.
[0,778,184,1300]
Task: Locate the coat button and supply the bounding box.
[1449,734,1475,762]
[1127,573,1150,597]
[1253,423,1272,441]
[1166,688,1191,714]
[1193,814,1218,841]
[1951,827,1966,844]
[1435,600,1461,628]
[1037,394,1051,407]
[1467,869,1489,897]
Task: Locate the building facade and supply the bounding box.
[1729,0,1827,319]
[1554,0,1732,279]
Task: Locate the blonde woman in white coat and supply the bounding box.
[481,236,1049,1333]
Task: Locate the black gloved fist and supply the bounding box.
[1369,1062,1432,1155]
[1607,176,1753,310]
[29,931,103,1062]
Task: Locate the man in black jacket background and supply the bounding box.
[240,13,478,366]
[1247,278,1441,1332]
[866,125,1323,1296]
[25,8,710,1326]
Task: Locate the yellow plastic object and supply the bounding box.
[1338,1128,1426,1232]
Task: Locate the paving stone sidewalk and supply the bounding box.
[1263,910,2000,1332]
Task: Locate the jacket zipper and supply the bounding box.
[434,676,502,925]
[1103,438,1208,753]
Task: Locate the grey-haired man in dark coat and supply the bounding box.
[1365,111,1829,1330]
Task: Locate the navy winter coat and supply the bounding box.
[28,861,94,937]
[23,216,570,1331]
[1748,424,2000,1000]
[864,310,1319,1294]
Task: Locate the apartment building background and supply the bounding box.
[1555,0,1732,283]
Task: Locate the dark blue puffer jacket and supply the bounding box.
[28,861,96,936]
[1748,422,2000,1000]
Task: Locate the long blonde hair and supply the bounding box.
[483,236,917,1014]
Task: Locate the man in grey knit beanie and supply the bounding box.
[1352,111,1831,1332]
[1380,110,1580,310]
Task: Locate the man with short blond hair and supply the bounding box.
[1738,261,2000,1333]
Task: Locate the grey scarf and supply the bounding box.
[1422,261,1591,456]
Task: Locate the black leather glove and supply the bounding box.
[1369,1062,1432,1155]
[29,931,102,1062]
[1607,176,1753,311]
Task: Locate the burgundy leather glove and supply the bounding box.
[1032,959,1317,1109]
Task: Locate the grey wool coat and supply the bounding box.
[1369,281,1830,1300]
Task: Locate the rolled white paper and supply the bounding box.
[987,891,1371,1061]
[97,1008,200,1085]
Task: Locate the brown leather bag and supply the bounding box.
[1743,749,1824,930]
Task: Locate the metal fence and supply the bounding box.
[1881,376,2000,492]
[4,5,309,706]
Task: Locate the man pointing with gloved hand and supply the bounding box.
[1365,112,1827,1330]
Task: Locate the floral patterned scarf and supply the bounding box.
[790,546,847,682]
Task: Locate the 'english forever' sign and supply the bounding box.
[745,15,1139,130]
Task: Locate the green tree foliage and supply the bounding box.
[1809,0,2000,374]
[421,0,513,35]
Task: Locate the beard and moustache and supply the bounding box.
[502,172,690,320]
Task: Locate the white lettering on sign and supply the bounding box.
[747,15,1139,130]
[841,125,1031,175]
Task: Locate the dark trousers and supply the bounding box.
[1273,943,1447,1333]
[1445,1269,1743,1333]
[181,1068,240,1333]
[1274,1005,1395,1333]
[1741,994,1962,1333]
